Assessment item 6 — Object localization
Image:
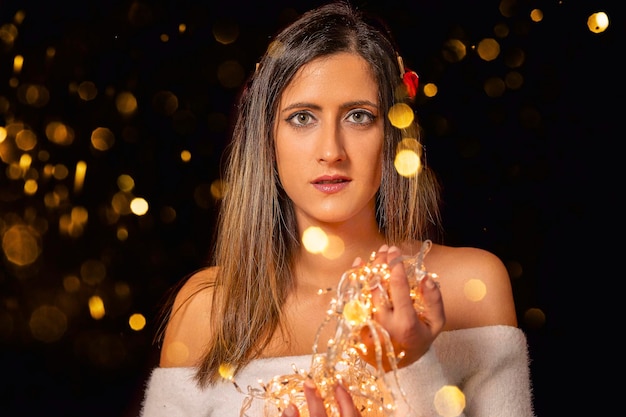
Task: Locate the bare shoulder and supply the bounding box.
[159,267,219,367]
[423,243,518,329]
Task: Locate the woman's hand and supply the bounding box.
[359,244,446,371]
[282,379,362,417]
[280,244,444,417]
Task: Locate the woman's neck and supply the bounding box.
[293,223,387,292]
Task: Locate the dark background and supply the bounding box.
[0,0,618,415]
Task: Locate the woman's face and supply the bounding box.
[274,52,384,229]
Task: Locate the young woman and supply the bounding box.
[140,1,534,416]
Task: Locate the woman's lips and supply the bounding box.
[312,176,351,194]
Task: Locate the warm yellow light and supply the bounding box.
[117,226,129,241]
[77,81,98,101]
[29,305,67,343]
[322,234,345,260]
[442,39,467,63]
[343,299,369,325]
[210,179,227,200]
[153,90,179,115]
[16,129,37,151]
[71,206,88,225]
[45,121,75,145]
[52,163,69,180]
[463,279,486,302]
[394,149,421,177]
[13,54,23,73]
[423,82,438,98]
[302,226,328,254]
[129,313,146,331]
[476,38,500,62]
[587,12,609,34]
[88,296,105,320]
[74,160,87,193]
[530,8,543,23]
[2,224,41,266]
[111,191,132,215]
[24,178,37,195]
[434,385,466,417]
[130,197,149,216]
[91,127,115,151]
[523,307,546,330]
[484,77,506,98]
[116,91,138,116]
[219,363,236,380]
[387,103,414,129]
[117,174,135,192]
[63,275,81,293]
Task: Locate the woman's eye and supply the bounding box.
[287,112,314,127]
[347,110,375,125]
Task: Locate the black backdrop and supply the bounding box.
[0,0,619,415]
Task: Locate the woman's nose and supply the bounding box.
[318,124,346,163]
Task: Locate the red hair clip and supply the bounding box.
[397,55,419,100]
[403,70,419,100]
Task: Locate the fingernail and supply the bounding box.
[388,246,400,255]
[352,257,362,267]
[283,404,297,417]
[379,244,389,252]
[424,276,435,289]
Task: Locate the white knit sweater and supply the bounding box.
[140,325,534,417]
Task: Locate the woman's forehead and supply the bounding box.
[281,53,378,100]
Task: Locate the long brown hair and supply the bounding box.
[164,0,442,386]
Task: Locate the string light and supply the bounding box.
[225,240,438,417]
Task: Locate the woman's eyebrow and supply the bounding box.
[280,102,322,113]
[280,99,379,114]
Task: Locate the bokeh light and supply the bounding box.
[387,103,414,129]
[29,305,67,343]
[302,226,329,254]
[0,1,615,415]
[587,12,609,33]
[394,149,421,177]
[434,385,466,417]
[129,313,146,331]
[2,224,41,266]
[463,279,487,302]
[88,295,106,320]
[322,234,345,260]
[476,38,500,62]
[130,197,149,216]
[90,127,115,151]
[523,307,546,330]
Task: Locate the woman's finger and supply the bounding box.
[282,403,299,417]
[369,245,396,315]
[299,379,362,417]
[417,274,446,331]
[384,246,414,313]
[334,383,361,416]
[303,378,328,416]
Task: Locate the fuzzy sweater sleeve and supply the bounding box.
[140,367,214,417]
[391,325,534,417]
[139,326,534,417]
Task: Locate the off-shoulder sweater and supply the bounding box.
[140,325,534,417]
